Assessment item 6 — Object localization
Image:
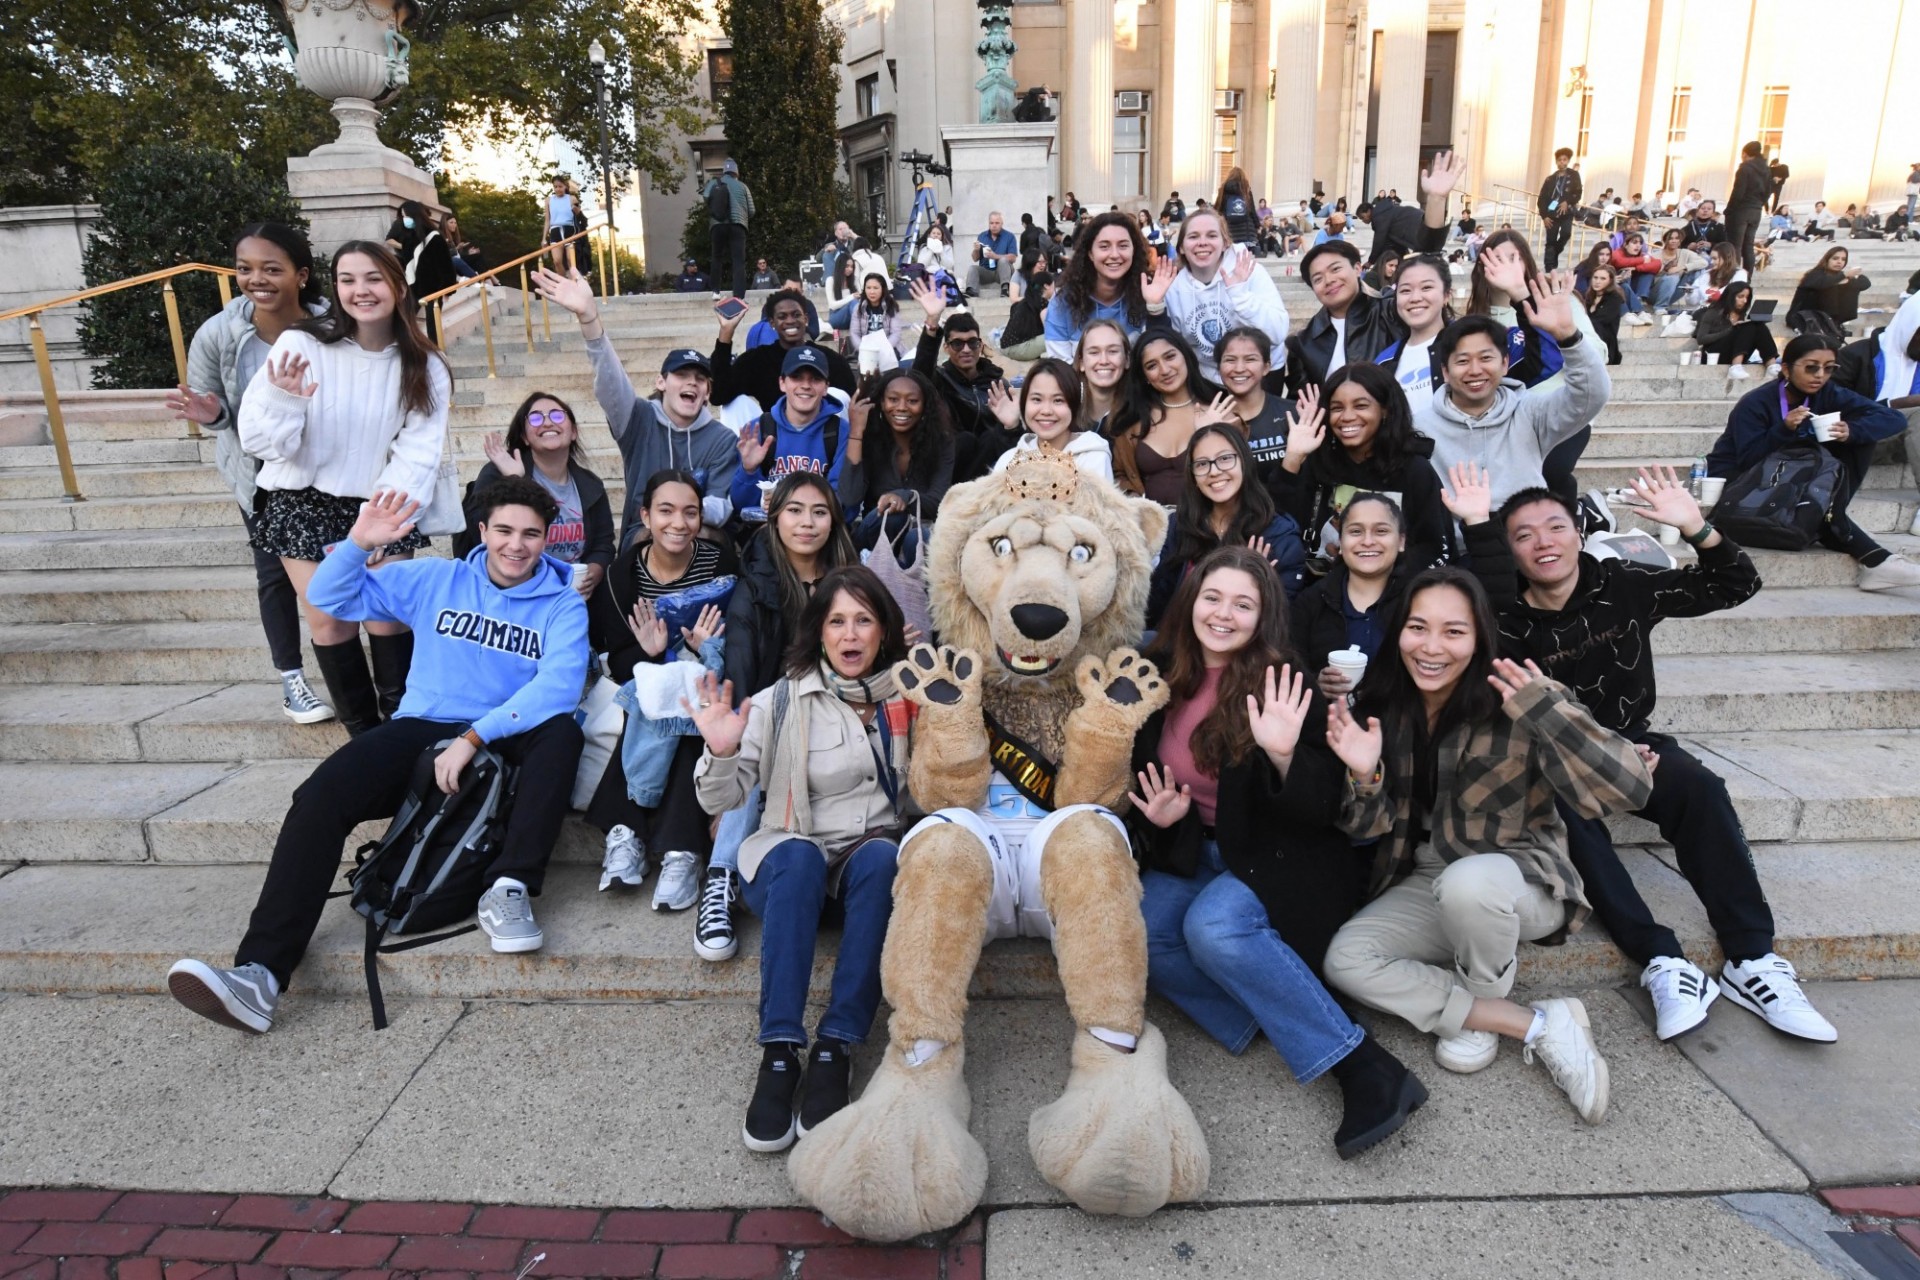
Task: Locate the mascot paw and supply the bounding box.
[1027,1023,1210,1217]
[1073,648,1170,731]
[895,644,983,713]
[788,1042,987,1243]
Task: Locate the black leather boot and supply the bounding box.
[366,630,414,721]
[311,638,381,736]
[1328,1034,1428,1159]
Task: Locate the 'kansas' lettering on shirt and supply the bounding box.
[434,609,545,660]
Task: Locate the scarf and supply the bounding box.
[1877,294,1920,403]
[763,662,909,844]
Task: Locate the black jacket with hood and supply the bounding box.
[720,525,793,707]
[913,326,1017,476]
[1270,432,1454,571]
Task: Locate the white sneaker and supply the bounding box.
[1525,997,1609,1124]
[1640,956,1719,1040]
[1720,953,1838,1042]
[599,824,647,892]
[652,850,701,911]
[1859,556,1920,592]
[1726,363,1752,380]
[1434,1028,1499,1074]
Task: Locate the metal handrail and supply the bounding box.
[2,262,239,502]
[418,218,619,380]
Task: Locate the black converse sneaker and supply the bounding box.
[798,1038,852,1137]
[694,866,739,962]
[743,1043,803,1152]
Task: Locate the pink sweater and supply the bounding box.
[1159,667,1223,826]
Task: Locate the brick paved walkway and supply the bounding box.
[1823,1185,1920,1263]
[0,1191,980,1280]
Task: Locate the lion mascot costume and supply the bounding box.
[788,452,1210,1239]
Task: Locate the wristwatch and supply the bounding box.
[460,727,485,750]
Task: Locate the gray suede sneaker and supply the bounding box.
[167,958,278,1033]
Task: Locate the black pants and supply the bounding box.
[1725,206,1763,274]
[1558,734,1774,967]
[1542,426,1592,502]
[1699,323,1778,366]
[234,714,584,987]
[585,731,714,856]
[710,223,747,298]
[1817,437,1887,562]
[1543,217,1574,270]
[241,506,304,673]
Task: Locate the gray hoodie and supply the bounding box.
[586,333,741,547]
[185,295,327,510]
[1413,330,1610,506]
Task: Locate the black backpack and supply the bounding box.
[346,741,518,1029]
[707,178,732,222]
[1709,444,1845,551]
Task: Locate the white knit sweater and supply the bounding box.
[238,329,452,502]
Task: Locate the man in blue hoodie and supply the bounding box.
[728,344,849,518]
[166,478,590,1034]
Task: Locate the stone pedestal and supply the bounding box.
[288,104,442,260]
[941,122,1059,244]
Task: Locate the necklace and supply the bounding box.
[1163,397,1194,409]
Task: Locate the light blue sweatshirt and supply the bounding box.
[307,543,590,743]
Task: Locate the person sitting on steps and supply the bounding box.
[166,479,590,1033]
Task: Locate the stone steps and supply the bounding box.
[0,842,1914,1006]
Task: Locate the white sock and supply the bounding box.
[278,669,304,680]
[904,1039,946,1067]
[1522,1008,1548,1045]
[493,877,527,895]
[1089,1026,1138,1053]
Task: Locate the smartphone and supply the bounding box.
[714,297,748,322]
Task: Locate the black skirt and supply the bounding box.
[252,487,430,561]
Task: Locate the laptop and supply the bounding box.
[1749,298,1778,321]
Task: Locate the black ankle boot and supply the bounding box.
[743,1042,803,1153]
[1328,1034,1428,1160]
[798,1038,852,1136]
[366,630,414,721]
[311,639,381,736]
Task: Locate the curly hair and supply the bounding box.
[1058,210,1148,330]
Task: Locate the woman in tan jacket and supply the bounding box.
[691,565,915,1154]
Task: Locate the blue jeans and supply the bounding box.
[1627,273,1656,308]
[710,785,762,872]
[740,837,898,1046]
[1141,840,1363,1083]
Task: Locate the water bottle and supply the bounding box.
[1689,458,1708,499]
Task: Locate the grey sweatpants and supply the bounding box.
[1323,845,1566,1037]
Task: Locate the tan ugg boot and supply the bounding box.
[787,1040,986,1242]
[1027,1022,1210,1216]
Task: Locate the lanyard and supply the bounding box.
[868,707,899,808]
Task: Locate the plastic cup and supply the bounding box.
[1658,523,1682,546]
[1812,412,1842,443]
[1698,476,1726,507]
[1327,648,1369,689]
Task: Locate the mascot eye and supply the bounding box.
[990,537,1012,557]
[1069,543,1093,563]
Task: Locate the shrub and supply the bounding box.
[79,144,307,389]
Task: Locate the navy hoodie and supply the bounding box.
[308,542,589,743]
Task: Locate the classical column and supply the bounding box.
[1369,0,1426,198]
[1270,0,1324,201]
[1066,0,1115,204]
[1167,0,1220,195]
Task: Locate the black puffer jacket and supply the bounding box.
[721,526,792,707]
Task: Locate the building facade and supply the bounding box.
[637,0,1917,271]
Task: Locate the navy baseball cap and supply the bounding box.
[661,348,711,375]
[780,345,829,379]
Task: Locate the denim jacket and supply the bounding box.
[614,636,725,807]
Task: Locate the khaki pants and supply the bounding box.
[1324,846,1566,1037]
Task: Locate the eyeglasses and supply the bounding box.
[526,409,570,427]
[946,337,984,353]
[1191,454,1240,477]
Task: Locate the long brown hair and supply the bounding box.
[780,564,909,682]
[1059,210,1148,329]
[299,239,446,416]
[765,471,857,618]
[1144,545,1296,774]
[1467,229,1540,315]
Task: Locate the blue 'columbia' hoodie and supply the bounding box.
[308,543,589,743]
[729,396,848,512]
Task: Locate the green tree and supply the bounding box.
[719,0,844,275]
[78,145,308,389]
[2,0,711,205]
[437,176,544,274]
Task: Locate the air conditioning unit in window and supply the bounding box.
[1116,91,1146,112]
[1216,90,1242,111]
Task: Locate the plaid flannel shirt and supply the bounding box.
[1341,677,1654,937]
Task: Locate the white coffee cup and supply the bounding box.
[1812,412,1842,443]
[1658,522,1682,546]
[1698,476,1726,507]
[1327,646,1369,689]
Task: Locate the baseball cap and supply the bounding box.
[780,345,829,379]
[661,348,711,375]
[723,158,739,176]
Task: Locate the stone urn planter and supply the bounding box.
[279,0,414,153]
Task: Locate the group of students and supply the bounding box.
[159,190,1905,1155]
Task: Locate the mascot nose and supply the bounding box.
[1010,603,1069,641]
